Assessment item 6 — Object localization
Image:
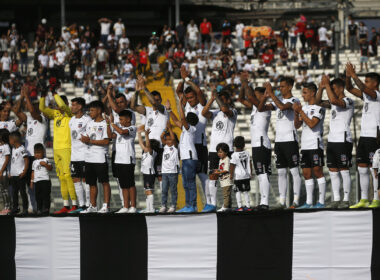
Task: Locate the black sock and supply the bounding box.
[65,206,70,209]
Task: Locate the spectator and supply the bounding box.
[321,45,331,69]
[222,19,232,41]
[281,21,289,48]
[74,66,84,87]
[304,25,314,52]
[98,17,112,46]
[96,43,108,74]
[235,20,245,49]
[309,47,320,69]
[200,18,212,50]
[113,18,125,40]
[370,27,379,57]
[298,53,308,71]
[347,16,358,52]
[279,48,289,66]
[359,38,370,72]
[289,24,297,50]
[175,20,186,46]
[358,21,368,40]
[19,40,28,75]
[318,22,328,46]
[1,51,11,82]
[187,20,199,48]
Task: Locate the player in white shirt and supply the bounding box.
[9,132,29,215]
[346,63,380,208]
[238,73,272,210]
[0,103,23,133]
[258,78,302,209]
[80,101,111,214]
[202,88,237,211]
[373,145,380,200]
[31,143,52,215]
[0,129,11,215]
[230,136,253,211]
[294,83,327,209]
[69,98,91,213]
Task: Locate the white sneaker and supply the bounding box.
[128,207,137,213]
[98,203,110,213]
[80,205,98,214]
[217,207,229,212]
[159,206,167,213]
[116,207,129,214]
[167,206,176,213]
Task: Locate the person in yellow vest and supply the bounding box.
[39,88,78,214]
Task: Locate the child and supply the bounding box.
[230,136,253,211]
[9,131,29,215]
[107,109,137,213]
[138,126,159,213]
[0,129,10,215]
[214,142,233,212]
[160,122,179,213]
[80,101,111,213]
[31,143,53,214]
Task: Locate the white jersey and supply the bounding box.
[372,148,380,172]
[209,109,237,152]
[300,104,325,150]
[25,114,48,156]
[360,91,380,138]
[114,125,136,164]
[0,144,10,176]
[328,97,354,143]
[272,97,299,142]
[111,109,136,152]
[69,114,91,161]
[179,125,198,160]
[161,145,179,174]
[32,158,50,182]
[0,120,18,133]
[141,150,156,175]
[230,151,251,180]
[85,120,109,163]
[185,102,207,146]
[10,145,27,176]
[250,105,271,149]
[145,107,168,145]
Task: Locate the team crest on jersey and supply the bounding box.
[56,120,61,127]
[278,111,284,119]
[257,162,262,168]
[118,136,122,143]
[72,131,78,139]
[36,165,42,171]
[364,103,369,112]
[147,118,154,127]
[27,128,33,136]
[215,121,224,130]
[34,120,37,125]
[164,154,170,160]
[4,124,8,128]
[341,154,347,162]
[292,154,298,163]
[90,133,96,140]
[310,110,314,116]
[331,110,336,119]
[98,127,103,132]
[78,123,82,128]
[313,154,319,161]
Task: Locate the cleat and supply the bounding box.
[69,207,84,214]
[312,202,325,209]
[10,208,20,215]
[128,207,137,213]
[274,203,286,210]
[288,203,299,209]
[183,206,196,213]
[159,206,167,213]
[116,207,129,214]
[177,206,190,213]
[54,207,70,214]
[167,206,176,213]
[245,207,253,211]
[202,204,216,213]
[201,204,210,212]
[236,207,245,212]
[350,199,369,209]
[67,206,78,213]
[256,204,269,211]
[217,207,230,212]
[98,204,110,213]
[330,201,340,209]
[297,203,312,209]
[338,201,350,209]
[368,200,380,208]
[80,205,98,213]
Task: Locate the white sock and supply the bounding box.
[236,191,242,208]
[277,168,288,205]
[74,181,85,207]
[72,200,77,206]
[84,183,90,206]
[243,191,251,208]
[64,200,69,207]
[147,194,154,211]
[290,167,301,204]
[198,173,210,204]
[209,180,217,206]
[340,170,351,201]
[371,168,379,200]
[258,173,270,205]
[305,179,314,205]
[329,171,341,201]
[116,178,124,206]
[358,166,369,199]
[317,177,326,205]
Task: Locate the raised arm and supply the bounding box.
[39,94,55,120]
[53,92,73,117]
[23,86,43,121]
[257,83,275,112]
[178,96,189,130]
[138,75,165,113]
[12,89,27,124]
[201,91,216,119]
[238,73,253,108]
[181,66,206,106]
[266,82,292,111]
[347,62,377,99]
[323,76,347,108]
[293,102,320,129]
[345,62,363,98]
[130,79,146,115]
[315,81,331,109]
[165,100,182,128]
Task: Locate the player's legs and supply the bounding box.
[60,149,77,206]
[253,147,272,208]
[288,143,301,206]
[275,143,288,207]
[71,161,85,210]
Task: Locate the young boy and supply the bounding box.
[107,109,137,213]
[160,122,179,213]
[214,142,233,212]
[80,101,111,213]
[31,143,53,214]
[9,131,29,215]
[0,129,10,215]
[138,126,159,213]
[230,136,253,211]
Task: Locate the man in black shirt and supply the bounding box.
[347,16,358,52]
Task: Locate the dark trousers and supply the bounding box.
[35,180,51,212]
[11,176,28,211]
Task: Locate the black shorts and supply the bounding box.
[143,174,155,191]
[208,151,232,175]
[301,149,324,168]
[252,146,272,175]
[70,161,85,178]
[233,179,251,192]
[85,162,109,186]
[116,164,135,189]
[154,148,163,177]
[111,151,117,177]
[274,141,300,169]
[201,34,211,43]
[195,144,208,174]
[357,137,379,165]
[327,142,353,168]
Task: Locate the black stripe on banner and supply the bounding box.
[0,216,15,280]
[372,210,380,279]
[80,215,147,280]
[217,211,293,280]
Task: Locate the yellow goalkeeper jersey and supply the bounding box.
[39,94,73,150]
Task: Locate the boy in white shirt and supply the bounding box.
[0,129,10,215]
[230,136,253,211]
[80,101,111,214]
[9,131,29,215]
[31,143,52,215]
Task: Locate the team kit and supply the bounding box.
[0,64,379,215]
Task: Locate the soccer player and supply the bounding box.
[0,102,23,132]
[258,78,302,208]
[39,87,78,214]
[202,88,237,212]
[238,72,271,210]
[69,97,91,213]
[316,75,354,208]
[214,143,233,212]
[80,101,110,213]
[293,83,326,209]
[346,63,380,208]
[0,129,10,215]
